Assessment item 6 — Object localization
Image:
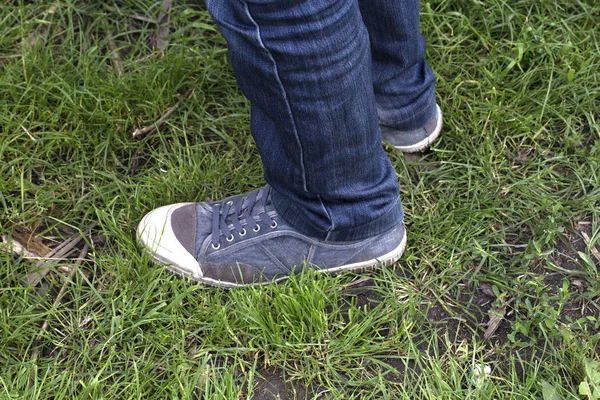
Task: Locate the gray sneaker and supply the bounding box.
[136,186,406,288]
[381,104,443,153]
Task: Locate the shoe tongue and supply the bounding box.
[262,195,275,214]
[256,187,275,214]
[257,187,273,207]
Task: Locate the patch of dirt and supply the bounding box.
[250,367,325,400]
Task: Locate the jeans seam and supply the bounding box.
[272,192,328,239]
[243,3,308,192]
[319,195,335,236]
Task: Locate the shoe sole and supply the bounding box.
[393,104,443,153]
[156,229,408,289]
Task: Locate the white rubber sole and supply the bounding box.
[165,231,407,288]
[393,104,443,153]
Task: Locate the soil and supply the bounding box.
[251,368,313,400]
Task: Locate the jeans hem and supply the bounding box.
[272,191,404,242]
[378,94,437,131]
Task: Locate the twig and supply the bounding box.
[132,88,194,139]
[21,222,97,286]
[581,231,600,265]
[153,0,174,51]
[31,244,89,360]
[105,31,124,77]
[19,256,84,262]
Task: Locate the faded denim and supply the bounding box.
[204,0,436,241]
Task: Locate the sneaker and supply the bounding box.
[136,186,406,288]
[380,104,443,153]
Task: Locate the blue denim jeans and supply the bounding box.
[205,0,436,242]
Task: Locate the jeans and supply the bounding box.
[205,0,436,242]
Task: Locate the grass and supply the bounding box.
[0,0,599,398]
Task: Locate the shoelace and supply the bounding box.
[210,186,277,250]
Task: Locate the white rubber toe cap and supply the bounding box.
[136,203,203,280]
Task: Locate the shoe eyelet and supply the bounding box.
[270,221,278,229]
[239,228,247,236]
[226,235,234,242]
[253,226,261,233]
[211,243,221,250]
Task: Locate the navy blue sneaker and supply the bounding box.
[137,186,406,288]
[381,104,443,153]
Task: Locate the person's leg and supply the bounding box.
[136,0,406,287]
[358,0,442,152]
[207,0,402,241]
